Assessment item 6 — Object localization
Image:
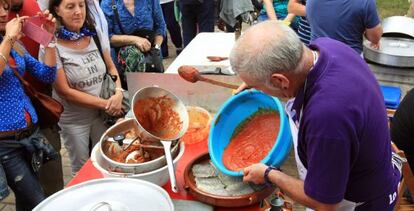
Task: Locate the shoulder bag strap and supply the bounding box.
[92,34,108,74]
[111,0,126,34]
[92,35,118,82]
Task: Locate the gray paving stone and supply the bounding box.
[0,192,14,205]
[0,205,15,211]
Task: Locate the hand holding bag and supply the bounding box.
[11,63,63,129]
[93,35,131,126]
[111,0,164,73]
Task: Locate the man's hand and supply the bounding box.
[243,163,268,184]
[370,41,380,50]
[234,82,250,95]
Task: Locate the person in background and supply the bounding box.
[391,88,414,202]
[257,0,298,30]
[44,0,123,175]
[9,0,40,57]
[38,0,111,51]
[160,0,183,57]
[306,0,382,54]
[101,0,166,87]
[287,0,310,45]
[231,21,400,211]
[0,0,57,209]
[178,0,214,47]
[9,0,64,197]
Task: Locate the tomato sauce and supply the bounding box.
[222,112,280,171]
[134,95,182,139]
[181,107,211,144]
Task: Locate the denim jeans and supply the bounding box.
[0,147,45,211]
[0,132,46,211]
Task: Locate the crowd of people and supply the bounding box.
[0,0,409,210]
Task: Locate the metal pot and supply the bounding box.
[99,118,180,174]
[363,37,414,67]
[92,142,185,187]
[131,86,190,141]
[132,86,189,193]
[382,16,414,38]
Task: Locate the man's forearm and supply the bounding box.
[365,24,383,45]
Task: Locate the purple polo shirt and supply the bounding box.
[292,38,400,204]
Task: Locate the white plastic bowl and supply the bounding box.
[91,142,185,187]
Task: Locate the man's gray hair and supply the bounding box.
[230,21,304,81]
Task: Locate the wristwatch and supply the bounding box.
[264,166,278,187]
[42,37,57,48]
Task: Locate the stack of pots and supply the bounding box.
[91,118,185,186]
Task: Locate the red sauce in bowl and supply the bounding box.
[134,95,182,139]
[222,112,280,171]
[181,107,211,144]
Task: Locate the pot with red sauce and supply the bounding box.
[209,90,292,176]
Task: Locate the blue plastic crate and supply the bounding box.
[380,85,401,109]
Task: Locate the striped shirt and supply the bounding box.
[298,16,311,45]
[296,0,311,45]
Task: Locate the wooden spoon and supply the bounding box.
[178,65,239,90]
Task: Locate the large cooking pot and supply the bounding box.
[209,90,292,176]
[363,16,414,67]
[33,178,174,211]
[382,16,414,38]
[99,118,180,174]
[363,37,414,67]
[92,142,185,187]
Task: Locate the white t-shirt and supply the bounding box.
[40,39,106,125]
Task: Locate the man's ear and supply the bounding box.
[270,73,290,90]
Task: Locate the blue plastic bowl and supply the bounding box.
[209,90,292,176]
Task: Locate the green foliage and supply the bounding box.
[377,0,410,19]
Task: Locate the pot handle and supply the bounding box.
[161,140,179,193]
[90,202,113,211]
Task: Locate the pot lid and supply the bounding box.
[33,178,174,211]
[363,37,414,67]
[382,16,414,38]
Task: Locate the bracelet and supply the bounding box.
[264,166,278,187]
[0,53,6,64]
[4,35,16,45]
[41,37,57,49]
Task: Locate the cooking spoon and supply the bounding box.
[107,134,164,154]
[178,65,239,90]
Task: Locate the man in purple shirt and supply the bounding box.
[231,21,400,210]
